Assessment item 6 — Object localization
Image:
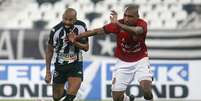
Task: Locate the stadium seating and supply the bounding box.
[0,0,200,29]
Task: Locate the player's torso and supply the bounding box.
[116,31,145,53]
[52,23,86,64]
[115,29,148,62]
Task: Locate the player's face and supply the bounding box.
[123,10,138,25]
[62,11,76,28]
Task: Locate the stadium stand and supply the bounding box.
[0,0,200,29]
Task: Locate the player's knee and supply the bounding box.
[112,92,124,101]
[113,97,124,101]
[67,89,78,95]
[140,81,153,100]
[67,83,81,95]
[143,91,153,100]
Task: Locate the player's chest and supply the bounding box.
[117,32,134,42]
[57,29,78,40]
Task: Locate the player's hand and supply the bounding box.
[68,32,77,43]
[110,10,118,24]
[45,70,52,84]
[75,34,82,41]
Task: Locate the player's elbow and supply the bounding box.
[135,27,144,35]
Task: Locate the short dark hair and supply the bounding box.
[125,4,139,10]
[64,8,77,17]
[124,4,139,17]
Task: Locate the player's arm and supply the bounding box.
[117,22,144,36]
[45,44,54,83]
[45,44,53,72]
[70,28,104,51]
[77,28,105,39]
[73,40,89,52]
[45,29,55,84]
[68,31,96,51]
[110,10,144,36]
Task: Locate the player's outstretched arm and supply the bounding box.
[117,22,144,36]
[77,28,105,39]
[74,41,89,51]
[68,32,89,51]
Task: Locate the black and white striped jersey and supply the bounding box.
[48,20,88,64]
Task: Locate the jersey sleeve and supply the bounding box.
[48,28,55,46]
[103,23,120,34]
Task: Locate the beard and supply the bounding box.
[64,24,73,28]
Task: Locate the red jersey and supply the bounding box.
[103,19,148,62]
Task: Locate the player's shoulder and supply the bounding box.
[75,20,87,27]
[51,21,63,32]
[137,18,147,24]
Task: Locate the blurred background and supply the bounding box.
[0,0,201,101]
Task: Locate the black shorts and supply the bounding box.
[53,61,83,84]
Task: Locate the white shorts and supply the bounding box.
[112,57,153,91]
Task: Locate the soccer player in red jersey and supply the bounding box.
[69,4,153,101]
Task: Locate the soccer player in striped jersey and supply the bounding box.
[45,8,89,101]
